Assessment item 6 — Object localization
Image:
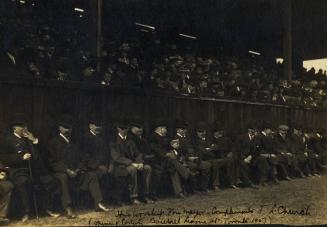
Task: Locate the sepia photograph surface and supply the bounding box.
[0,0,327,226]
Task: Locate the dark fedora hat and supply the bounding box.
[130,118,144,128]
[10,113,27,127]
[88,114,104,126]
[175,119,188,129]
[58,114,74,128]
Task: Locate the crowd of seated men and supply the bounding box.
[1,1,327,108]
[0,113,326,224]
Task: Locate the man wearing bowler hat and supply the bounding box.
[0,113,61,222]
[289,124,311,177]
[174,119,211,192]
[210,121,239,188]
[149,119,191,198]
[129,119,157,201]
[110,119,152,204]
[79,115,111,194]
[274,124,300,180]
[48,114,110,219]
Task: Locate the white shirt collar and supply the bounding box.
[262,131,267,136]
[60,133,70,143]
[118,133,127,140]
[177,133,185,138]
[90,130,97,136]
[14,132,22,139]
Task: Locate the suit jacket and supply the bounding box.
[254,133,277,155]
[110,135,143,176]
[273,134,291,154]
[175,134,196,158]
[0,133,30,177]
[148,132,170,163]
[128,133,155,162]
[48,135,80,173]
[235,134,257,160]
[79,132,110,170]
[289,134,306,155]
[211,136,233,159]
[192,136,215,160]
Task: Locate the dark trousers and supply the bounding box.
[187,160,211,190]
[0,180,14,218]
[53,171,103,209]
[38,175,60,211]
[11,173,32,214]
[205,158,232,187]
[167,159,191,195]
[126,164,152,198]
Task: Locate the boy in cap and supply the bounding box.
[149,119,191,198]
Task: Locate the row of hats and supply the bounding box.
[9,113,327,132]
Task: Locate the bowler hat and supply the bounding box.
[10,113,27,127]
[58,114,74,128]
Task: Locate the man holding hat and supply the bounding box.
[110,119,152,204]
[48,114,109,219]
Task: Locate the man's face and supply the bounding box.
[158,126,168,137]
[279,129,288,137]
[131,126,143,136]
[176,128,186,137]
[294,128,303,136]
[197,130,206,138]
[59,126,72,138]
[264,128,272,136]
[214,130,224,139]
[13,126,24,136]
[248,129,255,137]
[89,123,102,135]
[171,140,180,149]
[118,127,129,137]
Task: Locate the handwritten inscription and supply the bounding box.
[88,203,312,226]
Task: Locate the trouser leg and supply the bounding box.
[126,166,138,199]
[53,173,72,209]
[142,165,152,196]
[170,171,183,195]
[0,181,14,218]
[39,175,59,211]
[84,172,103,205]
[12,175,31,214]
[197,161,211,190]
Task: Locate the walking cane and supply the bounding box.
[28,159,39,219]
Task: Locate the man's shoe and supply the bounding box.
[177,193,186,199]
[0,217,9,224]
[285,176,291,181]
[249,184,259,189]
[143,197,155,204]
[131,199,142,205]
[66,207,77,219]
[21,214,29,223]
[97,202,111,212]
[213,186,221,191]
[46,209,61,218]
[230,184,239,189]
